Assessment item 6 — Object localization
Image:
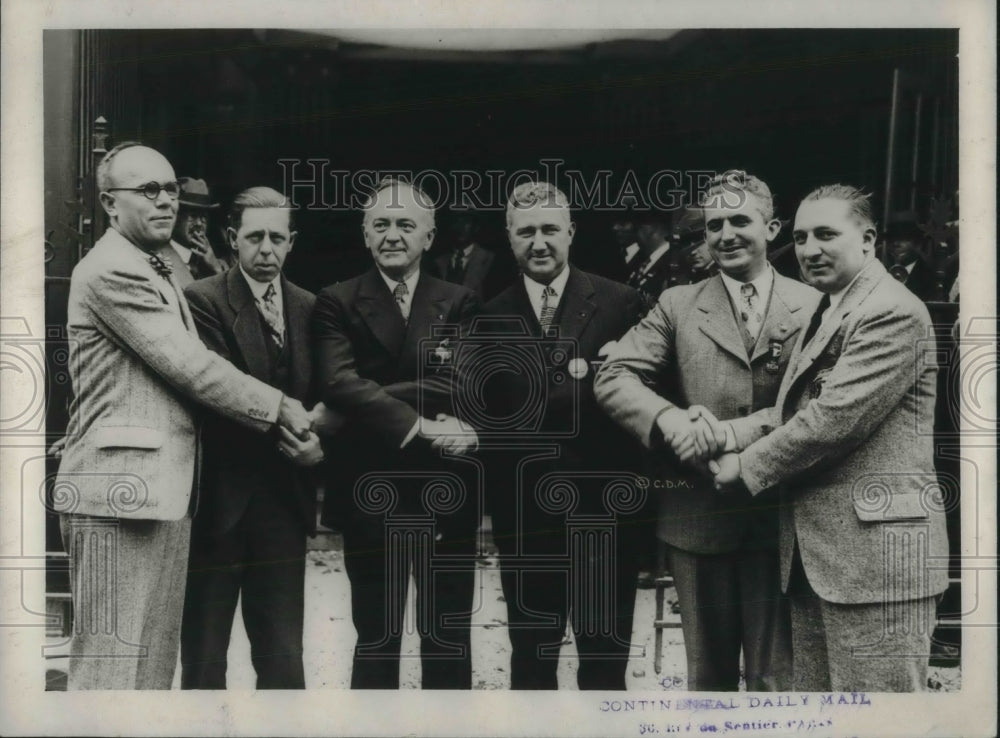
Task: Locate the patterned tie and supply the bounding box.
[447,248,466,283]
[539,285,557,329]
[627,257,651,288]
[802,294,832,346]
[393,280,410,322]
[259,282,285,348]
[739,282,763,343]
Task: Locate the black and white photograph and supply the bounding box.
[0,1,995,736]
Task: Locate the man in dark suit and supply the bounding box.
[711,185,949,691]
[885,212,938,301]
[164,176,231,285]
[312,178,481,689]
[428,210,505,301]
[627,211,676,304]
[475,181,647,689]
[180,186,328,689]
[595,171,820,691]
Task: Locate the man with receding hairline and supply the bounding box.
[711,184,949,691]
[55,144,313,689]
[312,177,481,689]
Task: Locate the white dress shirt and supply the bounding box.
[239,264,283,319]
[379,268,421,319]
[523,265,571,325]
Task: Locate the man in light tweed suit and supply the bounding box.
[54,143,313,690]
[710,185,949,691]
[594,171,820,691]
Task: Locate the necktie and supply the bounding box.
[539,285,557,329]
[259,282,285,348]
[739,282,763,343]
[393,281,410,322]
[627,257,651,287]
[802,294,831,346]
[447,248,466,283]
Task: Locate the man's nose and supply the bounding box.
[719,220,735,240]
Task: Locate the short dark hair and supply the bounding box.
[801,184,877,231]
[227,186,297,232]
[699,169,776,221]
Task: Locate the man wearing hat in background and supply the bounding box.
[885,211,937,301]
[627,211,676,306]
[166,176,232,285]
[674,207,718,284]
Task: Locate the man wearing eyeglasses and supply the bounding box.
[54,142,315,690]
[595,171,821,691]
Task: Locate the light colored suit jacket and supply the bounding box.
[594,272,821,552]
[54,229,283,521]
[729,259,949,604]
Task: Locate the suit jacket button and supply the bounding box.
[738,406,749,416]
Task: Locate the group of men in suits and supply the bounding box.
[55,143,946,693]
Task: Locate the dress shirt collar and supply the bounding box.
[643,241,671,269]
[523,265,571,322]
[239,263,282,305]
[719,263,775,308]
[378,267,421,300]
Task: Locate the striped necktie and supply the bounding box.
[393,280,410,322]
[539,285,557,329]
[259,283,285,348]
[739,282,763,343]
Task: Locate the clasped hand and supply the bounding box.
[655,405,727,463]
[419,413,478,455]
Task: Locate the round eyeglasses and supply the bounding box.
[106,181,181,200]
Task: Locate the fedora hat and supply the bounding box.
[177,177,219,209]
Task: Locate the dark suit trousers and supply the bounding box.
[493,509,640,690]
[666,544,792,691]
[787,546,937,692]
[180,491,306,689]
[342,521,475,689]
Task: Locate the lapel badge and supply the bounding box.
[431,338,453,366]
[568,357,590,380]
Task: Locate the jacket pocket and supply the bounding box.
[92,425,164,450]
[852,482,930,522]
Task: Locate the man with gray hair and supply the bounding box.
[476,180,647,689]
[311,177,481,689]
[55,143,312,689]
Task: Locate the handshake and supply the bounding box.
[654,404,743,491]
[274,396,348,467]
[418,414,479,455]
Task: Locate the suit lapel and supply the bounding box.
[357,267,407,359]
[555,268,597,340]
[226,267,271,381]
[695,275,749,366]
[282,276,313,399]
[749,277,802,363]
[401,273,450,370]
[463,245,493,289]
[784,259,887,391]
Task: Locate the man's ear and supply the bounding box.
[567,221,577,240]
[98,191,116,219]
[287,231,297,251]
[764,218,782,243]
[423,227,436,252]
[226,227,238,251]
